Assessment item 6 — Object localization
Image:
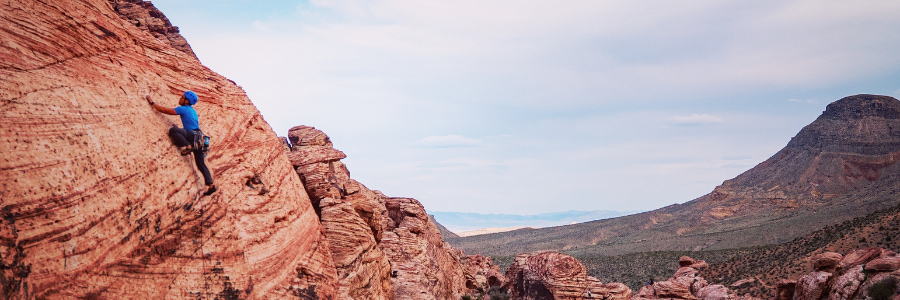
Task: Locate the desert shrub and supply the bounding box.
[486,286,510,300]
[867,277,899,300]
[461,296,472,300]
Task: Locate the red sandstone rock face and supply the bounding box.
[287,125,472,300]
[381,197,468,299]
[504,252,631,300]
[0,0,337,299]
[108,0,197,58]
[287,126,394,299]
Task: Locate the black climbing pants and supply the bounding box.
[168,127,214,185]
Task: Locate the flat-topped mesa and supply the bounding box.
[285,125,477,300]
[710,94,900,209]
[820,94,900,121]
[785,94,900,154]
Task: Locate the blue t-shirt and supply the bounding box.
[174,105,200,131]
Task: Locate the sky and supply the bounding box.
[151,0,900,215]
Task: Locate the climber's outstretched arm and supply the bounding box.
[146,95,177,115]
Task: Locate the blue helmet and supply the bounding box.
[184,91,198,105]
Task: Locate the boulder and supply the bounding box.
[866,257,900,272]
[680,256,697,267]
[826,265,864,300]
[696,285,730,300]
[812,252,843,271]
[793,271,833,300]
[841,248,885,268]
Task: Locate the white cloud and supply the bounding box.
[671,114,724,126]
[412,135,483,148]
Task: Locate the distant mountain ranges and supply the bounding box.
[429,210,639,235]
[447,94,900,260]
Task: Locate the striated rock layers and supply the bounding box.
[504,252,633,300]
[1,0,339,299]
[779,248,900,300]
[107,0,197,59]
[285,125,472,300]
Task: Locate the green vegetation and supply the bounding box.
[868,277,898,300]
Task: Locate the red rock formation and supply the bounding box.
[381,197,468,299]
[778,248,900,300]
[287,126,394,299]
[108,0,197,58]
[461,254,505,290]
[287,125,473,299]
[1,0,337,299]
[504,252,632,300]
[635,256,752,300]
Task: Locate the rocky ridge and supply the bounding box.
[285,125,486,300]
[107,0,197,59]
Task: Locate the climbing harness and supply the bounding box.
[191,129,210,153]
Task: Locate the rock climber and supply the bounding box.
[146,91,217,196]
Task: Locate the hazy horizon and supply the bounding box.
[152,0,900,214]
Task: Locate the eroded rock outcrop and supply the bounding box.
[462,254,505,290]
[635,256,753,300]
[504,252,633,300]
[286,126,393,299]
[779,248,900,300]
[1,0,337,299]
[286,125,472,299]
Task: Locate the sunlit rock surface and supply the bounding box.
[0,0,338,298]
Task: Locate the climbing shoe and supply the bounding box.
[203,185,217,196]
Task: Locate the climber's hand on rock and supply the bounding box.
[145,95,153,105]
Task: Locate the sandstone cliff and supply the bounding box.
[286,126,475,300]
[1,0,338,298]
